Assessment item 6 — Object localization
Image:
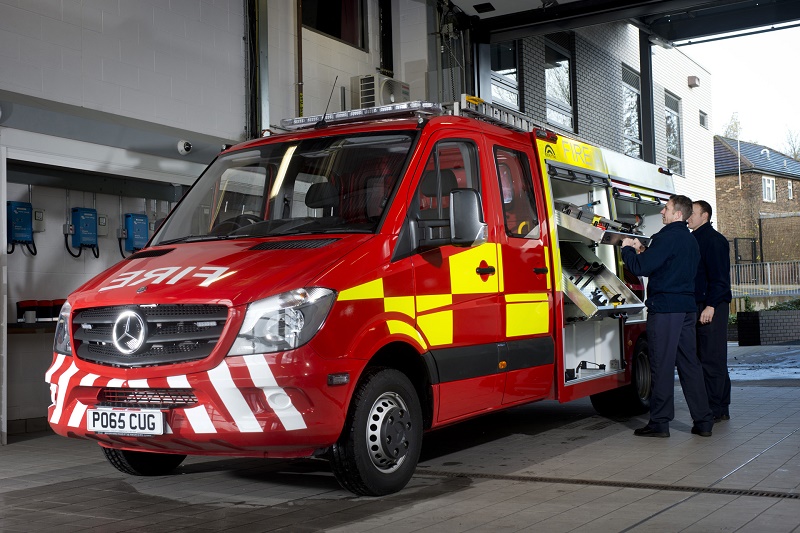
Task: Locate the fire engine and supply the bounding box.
[46,96,675,496]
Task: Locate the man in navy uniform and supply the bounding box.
[621,195,714,438]
[687,200,732,422]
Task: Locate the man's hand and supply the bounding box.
[622,237,645,253]
[699,305,715,324]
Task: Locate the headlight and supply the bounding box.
[53,301,72,355]
[228,288,336,356]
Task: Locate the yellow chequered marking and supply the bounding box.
[496,244,505,292]
[505,293,549,303]
[338,278,384,301]
[418,311,454,346]
[544,247,552,290]
[416,294,452,312]
[449,243,499,295]
[387,320,428,351]
[506,301,550,337]
[384,296,415,318]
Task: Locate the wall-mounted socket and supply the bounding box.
[97,214,109,236]
[33,208,45,232]
[62,223,74,235]
[117,228,128,239]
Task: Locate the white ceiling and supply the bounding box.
[449,0,584,20]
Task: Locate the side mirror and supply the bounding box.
[450,188,487,247]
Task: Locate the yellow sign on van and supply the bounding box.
[540,136,607,174]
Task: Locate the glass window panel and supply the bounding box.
[495,147,540,239]
[622,66,642,160]
[545,43,573,130]
[491,41,519,110]
[665,92,683,175]
[302,0,365,49]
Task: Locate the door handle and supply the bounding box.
[533,267,548,274]
[476,266,496,276]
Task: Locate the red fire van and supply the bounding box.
[47,97,674,495]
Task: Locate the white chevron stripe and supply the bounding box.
[166,375,216,433]
[80,374,99,386]
[167,375,191,388]
[68,401,88,428]
[107,379,124,387]
[65,375,99,427]
[127,379,149,388]
[207,361,261,432]
[50,363,80,424]
[183,405,217,433]
[45,353,66,383]
[244,355,307,431]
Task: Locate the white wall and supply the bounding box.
[653,46,716,221]
[267,0,429,126]
[0,0,246,141]
[5,183,170,320]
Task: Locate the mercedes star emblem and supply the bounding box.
[112,310,147,355]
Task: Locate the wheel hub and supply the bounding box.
[366,392,413,473]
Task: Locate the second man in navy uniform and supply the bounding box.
[688,200,733,422]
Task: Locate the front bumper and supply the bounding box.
[45,349,362,457]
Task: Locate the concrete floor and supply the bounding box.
[1,343,799,532]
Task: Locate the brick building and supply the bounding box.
[715,136,800,262]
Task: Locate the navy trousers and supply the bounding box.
[647,312,714,432]
[697,302,731,418]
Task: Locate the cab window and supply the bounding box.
[415,140,480,221]
[495,147,539,239]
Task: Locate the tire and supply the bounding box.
[590,338,651,417]
[102,447,186,476]
[330,368,423,496]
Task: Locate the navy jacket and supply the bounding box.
[622,220,699,313]
[692,222,732,307]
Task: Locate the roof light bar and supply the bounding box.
[279,101,444,131]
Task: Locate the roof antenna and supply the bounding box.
[315,75,339,129]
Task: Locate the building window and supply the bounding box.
[788,180,793,200]
[490,41,520,110]
[699,110,708,129]
[302,0,366,49]
[665,92,683,175]
[763,176,776,202]
[545,34,574,131]
[622,66,642,159]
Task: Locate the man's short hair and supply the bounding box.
[670,194,693,221]
[693,200,713,220]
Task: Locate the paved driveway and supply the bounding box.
[1,345,799,532]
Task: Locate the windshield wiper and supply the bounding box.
[158,234,255,245]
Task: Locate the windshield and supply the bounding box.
[153,131,416,245]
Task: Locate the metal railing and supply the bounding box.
[731,261,800,298]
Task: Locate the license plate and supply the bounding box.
[87,409,164,436]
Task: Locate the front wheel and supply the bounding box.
[102,448,186,476]
[330,368,423,496]
[590,338,651,417]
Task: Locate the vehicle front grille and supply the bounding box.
[73,304,228,367]
[98,387,199,409]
